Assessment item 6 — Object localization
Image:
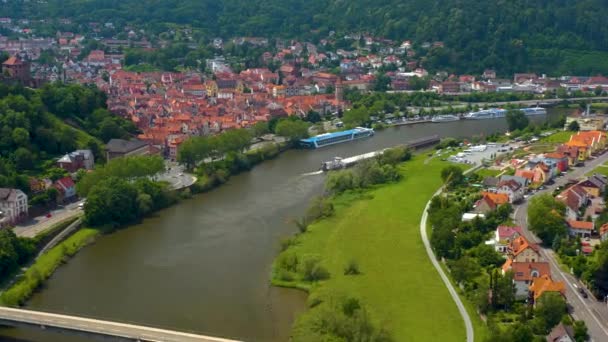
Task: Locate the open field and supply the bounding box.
[274,155,470,341]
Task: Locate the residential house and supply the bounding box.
[557,185,589,220]
[106,139,150,161]
[578,174,608,198]
[564,131,606,159]
[513,170,535,185]
[528,275,565,305]
[508,236,542,263]
[57,149,94,172]
[483,69,496,79]
[600,223,608,242]
[474,192,509,214]
[494,225,523,253]
[0,188,28,227]
[567,220,593,238]
[28,177,51,194]
[500,175,530,188]
[543,153,569,173]
[2,56,31,83]
[502,259,551,299]
[530,161,554,184]
[496,179,524,203]
[54,177,76,203]
[438,81,460,94]
[556,145,581,167]
[546,322,576,342]
[482,176,499,188]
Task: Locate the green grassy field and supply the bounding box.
[540,131,573,144]
[475,168,502,178]
[586,162,608,177]
[274,155,470,341]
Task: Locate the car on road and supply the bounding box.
[46,213,52,218]
[579,288,589,299]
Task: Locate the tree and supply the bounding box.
[506,109,529,131]
[77,155,165,196]
[448,256,481,284]
[252,121,270,137]
[528,194,567,244]
[11,127,29,147]
[568,120,580,131]
[373,73,391,91]
[13,147,34,171]
[275,119,309,142]
[573,320,589,342]
[84,177,139,226]
[441,165,464,188]
[534,292,567,333]
[305,110,322,123]
[492,270,515,310]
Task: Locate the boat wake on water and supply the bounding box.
[301,170,324,176]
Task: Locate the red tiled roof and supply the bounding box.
[2,56,22,66]
[567,220,594,230]
[506,261,551,281]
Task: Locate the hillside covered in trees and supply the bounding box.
[0,83,137,194]
[5,0,608,74]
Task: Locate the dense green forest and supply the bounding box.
[0,83,137,194]
[5,0,608,74]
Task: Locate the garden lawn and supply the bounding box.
[586,162,608,177]
[475,168,502,178]
[284,155,467,341]
[540,131,573,144]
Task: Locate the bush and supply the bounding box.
[344,259,361,275]
[292,217,309,233]
[305,196,334,222]
[279,237,297,251]
[278,251,299,273]
[301,256,330,282]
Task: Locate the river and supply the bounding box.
[0,112,565,342]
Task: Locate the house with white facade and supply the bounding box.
[0,188,28,227]
[496,179,524,203]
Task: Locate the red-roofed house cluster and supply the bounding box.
[99,66,346,158]
[494,227,565,303]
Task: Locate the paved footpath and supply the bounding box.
[420,166,477,342]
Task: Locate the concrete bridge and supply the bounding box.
[0,307,240,342]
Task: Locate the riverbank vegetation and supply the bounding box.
[272,152,467,341]
[178,118,309,194]
[0,227,100,306]
[0,230,36,286]
[74,155,178,228]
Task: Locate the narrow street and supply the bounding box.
[12,200,84,238]
[513,152,608,341]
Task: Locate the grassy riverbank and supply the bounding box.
[272,155,468,341]
[0,227,101,306]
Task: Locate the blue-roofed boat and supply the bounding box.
[300,127,374,149]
